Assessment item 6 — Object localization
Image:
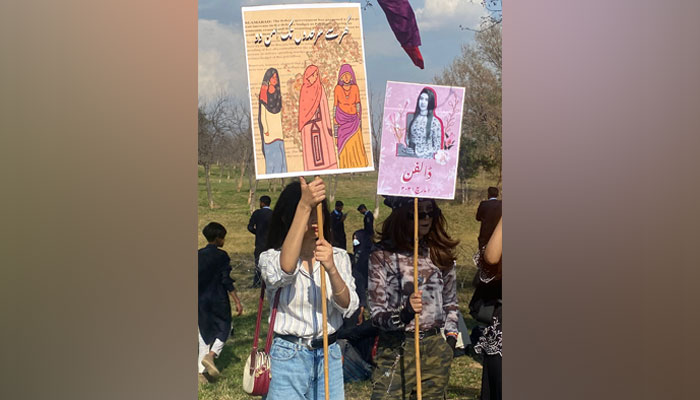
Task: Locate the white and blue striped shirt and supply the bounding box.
[259,247,359,338]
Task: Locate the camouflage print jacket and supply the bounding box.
[368,246,459,335]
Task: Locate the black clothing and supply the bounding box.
[476,199,502,248]
[363,210,374,235]
[470,247,502,400]
[330,209,347,250]
[247,207,273,253]
[352,229,372,307]
[198,244,235,344]
[248,207,272,287]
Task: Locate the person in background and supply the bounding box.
[471,218,502,400]
[476,186,502,248]
[247,195,273,288]
[331,200,348,250]
[198,222,243,385]
[357,203,374,236]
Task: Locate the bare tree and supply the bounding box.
[459,0,503,32]
[199,94,236,209]
[369,88,384,217]
[435,25,502,202]
[198,106,216,209]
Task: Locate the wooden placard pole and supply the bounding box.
[413,197,422,399]
[316,201,330,400]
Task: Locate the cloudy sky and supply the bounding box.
[198,0,490,102]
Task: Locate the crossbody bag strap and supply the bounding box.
[264,289,282,353]
[251,283,266,351]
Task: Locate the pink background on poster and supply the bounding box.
[377,81,465,200]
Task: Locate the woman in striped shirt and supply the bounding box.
[259,177,359,400]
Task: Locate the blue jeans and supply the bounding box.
[267,337,344,400]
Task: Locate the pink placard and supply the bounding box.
[377,81,465,199]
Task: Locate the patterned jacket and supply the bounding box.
[368,245,459,335]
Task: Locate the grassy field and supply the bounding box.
[197,165,497,400]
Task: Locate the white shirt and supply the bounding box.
[259,247,359,338]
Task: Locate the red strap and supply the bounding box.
[251,283,266,351]
[251,282,281,353]
[264,290,281,353]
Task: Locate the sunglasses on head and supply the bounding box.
[408,209,438,220]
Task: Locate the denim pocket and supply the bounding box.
[329,343,342,360]
[270,339,297,361]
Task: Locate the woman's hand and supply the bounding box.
[299,176,325,211]
[234,301,243,316]
[408,290,423,314]
[314,238,336,272]
[399,290,423,324]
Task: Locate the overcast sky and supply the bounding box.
[198,0,490,102]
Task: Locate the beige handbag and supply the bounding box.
[242,284,280,396]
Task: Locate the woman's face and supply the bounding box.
[306,208,319,239]
[418,93,429,113]
[341,72,352,84]
[413,200,435,238]
[268,73,278,93]
[307,70,318,85]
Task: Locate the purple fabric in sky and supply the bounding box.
[377,0,422,47]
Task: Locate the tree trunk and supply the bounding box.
[460,179,468,204]
[328,175,337,205]
[218,164,223,183]
[374,193,381,219]
[226,166,231,180]
[204,163,214,209]
[247,174,258,214]
[237,161,247,192]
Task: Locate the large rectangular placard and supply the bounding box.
[377,81,465,199]
[242,3,374,179]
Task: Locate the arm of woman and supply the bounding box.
[260,106,269,136]
[326,247,360,317]
[368,251,405,331]
[441,265,459,335]
[279,177,325,273]
[431,117,442,155]
[484,218,502,265]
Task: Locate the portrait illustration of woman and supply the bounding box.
[399,87,444,159]
[333,64,368,168]
[258,68,287,174]
[298,65,338,171]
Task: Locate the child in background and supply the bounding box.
[198,222,243,384]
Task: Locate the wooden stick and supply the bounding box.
[316,202,330,400]
[413,197,422,399]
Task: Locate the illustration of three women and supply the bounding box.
[257,64,369,174]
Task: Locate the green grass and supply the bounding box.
[198,165,497,399]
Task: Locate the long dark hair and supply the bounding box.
[377,199,459,271]
[258,68,282,156]
[408,87,437,145]
[265,180,333,251]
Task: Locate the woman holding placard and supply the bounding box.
[259,177,359,399]
[368,196,459,399]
